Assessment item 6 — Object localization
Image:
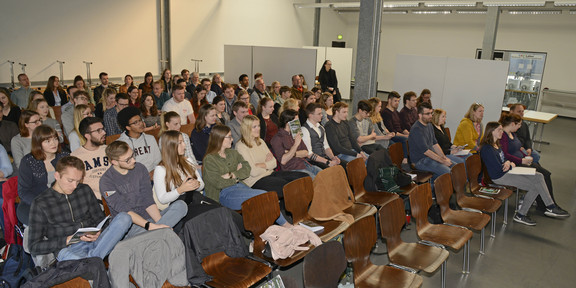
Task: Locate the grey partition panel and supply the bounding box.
[252,46,317,89]
[224,45,254,87]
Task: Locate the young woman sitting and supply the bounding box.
[159,111,197,165]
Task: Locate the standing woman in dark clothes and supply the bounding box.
[43,76,68,107]
[318,60,341,103]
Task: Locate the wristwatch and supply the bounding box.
[145,222,151,230]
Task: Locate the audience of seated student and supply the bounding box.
[301,103,342,169]
[119,74,134,94]
[319,92,334,125]
[311,87,322,103]
[11,73,34,109]
[274,86,292,112]
[431,108,471,162]
[127,85,140,108]
[222,84,236,118]
[28,156,132,261]
[159,111,197,165]
[43,76,68,107]
[237,90,254,115]
[62,90,90,137]
[191,85,209,119]
[400,91,418,132]
[349,100,387,155]
[0,88,21,124]
[162,85,195,125]
[499,113,554,212]
[95,87,117,119]
[67,104,93,152]
[454,103,484,153]
[298,91,317,124]
[191,104,218,164]
[117,106,161,172]
[12,110,42,170]
[139,72,154,97]
[236,74,250,95]
[93,72,112,105]
[100,141,187,238]
[509,103,540,163]
[27,98,62,143]
[212,95,230,125]
[154,130,206,220]
[271,109,322,179]
[73,75,94,104]
[409,102,462,181]
[417,88,432,106]
[367,97,394,149]
[198,78,216,104]
[140,92,161,131]
[71,117,109,200]
[211,73,224,97]
[186,72,201,96]
[290,74,305,100]
[104,92,130,136]
[269,81,281,102]
[152,80,171,110]
[257,97,279,146]
[181,69,191,86]
[28,90,56,120]
[202,124,290,226]
[160,69,173,95]
[17,125,69,225]
[480,122,569,226]
[381,91,409,163]
[250,78,270,111]
[236,115,307,202]
[227,101,250,146]
[325,102,368,163]
[0,101,19,155]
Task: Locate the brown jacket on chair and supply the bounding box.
[309,166,354,224]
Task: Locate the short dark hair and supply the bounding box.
[357,100,372,113]
[254,72,262,80]
[223,83,234,91]
[305,103,322,116]
[177,79,187,85]
[280,86,291,94]
[55,156,86,176]
[106,141,131,161]
[403,91,417,105]
[181,69,189,75]
[387,91,401,101]
[115,92,130,103]
[212,95,225,105]
[201,78,210,84]
[173,85,185,92]
[232,100,248,113]
[279,109,298,128]
[67,86,77,95]
[79,117,103,138]
[239,74,248,82]
[99,72,108,80]
[417,102,433,114]
[127,86,138,94]
[73,90,89,99]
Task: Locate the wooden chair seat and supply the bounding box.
[355,265,423,288]
[466,154,514,201]
[451,163,502,213]
[343,203,378,222]
[202,251,272,288]
[284,177,350,242]
[346,158,400,206]
[389,142,433,184]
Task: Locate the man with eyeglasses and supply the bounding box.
[408,102,463,181]
[103,93,130,136]
[61,90,90,137]
[71,117,109,201]
[100,141,186,238]
[117,106,161,172]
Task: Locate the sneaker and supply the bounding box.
[513,214,537,226]
[544,207,570,218]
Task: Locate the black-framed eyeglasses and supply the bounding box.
[87,128,105,134]
[27,119,43,125]
[117,154,135,164]
[129,119,143,126]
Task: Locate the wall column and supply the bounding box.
[481,6,500,60]
[159,0,172,71]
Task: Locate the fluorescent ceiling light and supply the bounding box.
[382,1,420,8]
[293,3,332,8]
[382,10,409,14]
[456,10,488,14]
[331,2,361,8]
[554,1,576,6]
[425,2,477,7]
[412,10,452,14]
[483,1,545,6]
[508,10,562,14]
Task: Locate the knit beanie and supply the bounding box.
[117,106,141,130]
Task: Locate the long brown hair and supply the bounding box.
[159,130,197,191]
[19,110,40,137]
[139,93,159,117]
[195,104,216,132]
[205,124,230,157]
[31,125,61,160]
[479,122,501,149]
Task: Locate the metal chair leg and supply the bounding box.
[503,198,509,225]
[480,227,485,255]
[462,240,470,274]
[515,188,520,212]
[490,212,496,238]
[441,261,447,288]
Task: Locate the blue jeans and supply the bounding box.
[414,155,460,180]
[390,136,409,157]
[57,212,132,261]
[125,200,188,238]
[337,153,359,163]
[220,183,287,225]
[530,149,541,164]
[295,162,322,179]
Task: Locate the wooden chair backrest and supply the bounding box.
[434,173,454,217]
[52,105,63,125]
[444,127,452,142]
[144,126,161,143]
[465,154,482,191]
[283,177,314,223]
[343,216,377,279]
[105,134,121,145]
[242,192,281,257]
[378,198,406,253]
[409,183,434,233]
[388,142,404,168]
[346,158,367,197]
[180,123,195,137]
[303,241,347,288]
[450,163,468,202]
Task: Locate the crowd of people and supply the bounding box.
[0,63,569,285]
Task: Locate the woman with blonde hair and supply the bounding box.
[431,109,468,162]
[367,97,394,148]
[278,98,299,116]
[269,81,281,101]
[454,103,484,153]
[67,104,93,152]
[95,88,117,119]
[29,98,64,143]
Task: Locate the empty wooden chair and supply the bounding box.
[201,251,272,288]
[346,158,400,205]
[343,216,423,288]
[283,177,350,242]
[409,183,473,273]
[435,173,491,254]
[451,163,502,237]
[379,198,450,288]
[389,142,433,184]
[303,241,347,288]
[465,154,514,222]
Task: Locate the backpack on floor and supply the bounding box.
[0,244,36,288]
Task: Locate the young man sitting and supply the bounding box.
[100,141,187,239]
[349,100,387,155]
[117,106,161,172]
[301,103,341,169]
[28,156,132,261]
[324,102,368,162]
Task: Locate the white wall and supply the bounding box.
[0,0,159,85]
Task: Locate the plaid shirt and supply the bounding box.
[28,184,105,256]
[103,107,122,136]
